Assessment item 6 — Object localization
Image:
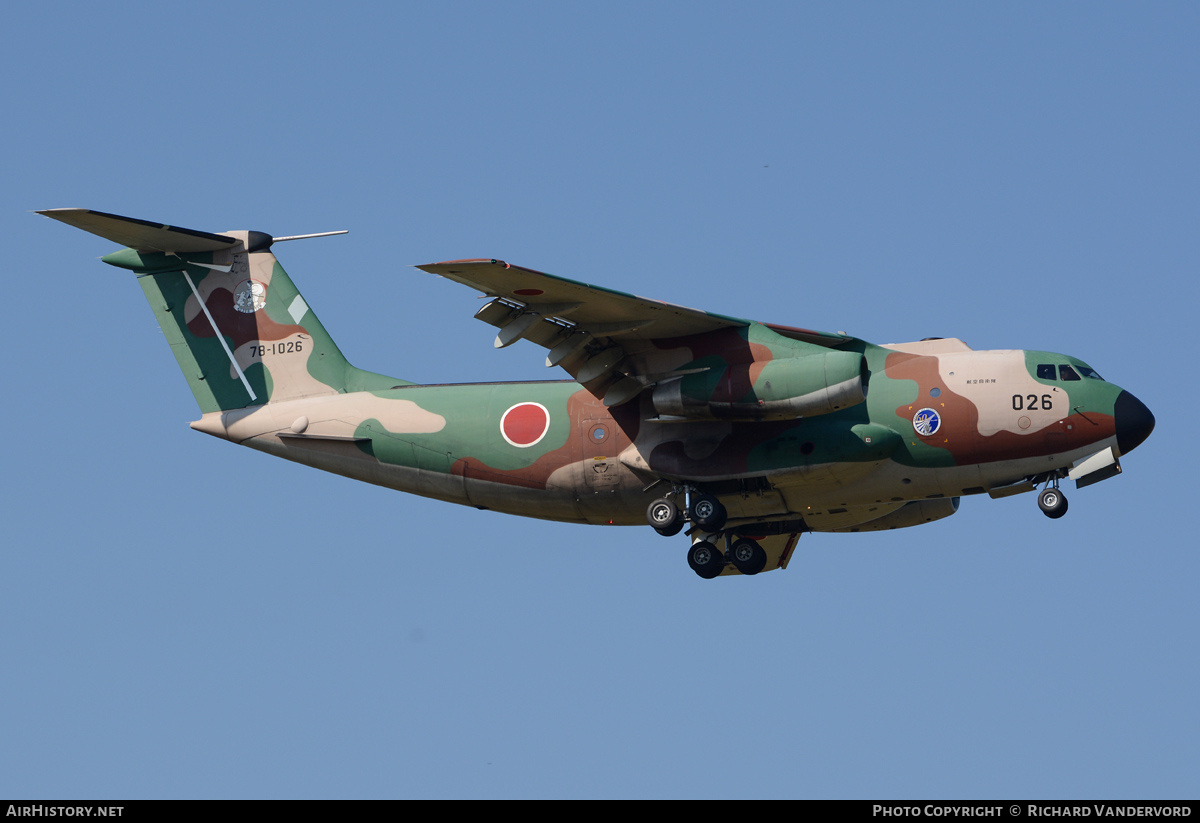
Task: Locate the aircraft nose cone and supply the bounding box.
[1115,390,1155,455]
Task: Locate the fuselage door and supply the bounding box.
[582,418,620,489]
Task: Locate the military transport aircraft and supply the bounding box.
[40,208,1155,578]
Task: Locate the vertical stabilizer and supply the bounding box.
[39,209,403,414]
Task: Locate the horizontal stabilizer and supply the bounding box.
[37,208,237,254]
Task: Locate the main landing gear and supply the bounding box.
[685,535,768,579]
[1037,474,1068,519]
[646,490,727,535]
[647,489,767,578]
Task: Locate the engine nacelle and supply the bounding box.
[651,350,868,420]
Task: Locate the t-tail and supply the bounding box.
[38,209,402,414]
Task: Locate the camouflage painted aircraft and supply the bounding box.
[40,208,1155,578]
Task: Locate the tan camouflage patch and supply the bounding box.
[935,350,1064,437]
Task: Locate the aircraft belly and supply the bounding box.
[777,460,965,513]
[799,501,907,531]
[786,435,1125,516]
[458,475,588,523]
[547,459,653,525]
[718,489,791,522]
[246,433,472,507]
[251,427,598,522]
[221,402,1125,529]
[767,456,891,488]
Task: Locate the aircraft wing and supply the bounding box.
[417,259,751,406]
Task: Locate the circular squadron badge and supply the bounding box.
[233,279,268,313]
[913,407,942,436]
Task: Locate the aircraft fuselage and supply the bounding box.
[190,338,1150,534]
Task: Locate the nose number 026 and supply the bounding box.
[1013,394,1053,411]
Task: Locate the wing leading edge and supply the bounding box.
[417,259,851,407]
[417,259,751,405]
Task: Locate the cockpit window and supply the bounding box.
[1059,365,1081,381]
[1037,364,1056,380]
[1077,365,1104,380]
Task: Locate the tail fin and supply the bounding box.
[39,209,403,414]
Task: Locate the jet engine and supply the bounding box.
[651,350,868,420]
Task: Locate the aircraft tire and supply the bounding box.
[687,541,726,579]
[689,494,727,532]
[654,521,685,537]
[647,498,682,532]
[730,538,767,575]
[1038,488,1068,519]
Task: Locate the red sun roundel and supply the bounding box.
[500,402,550,448]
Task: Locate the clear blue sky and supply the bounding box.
[3,2,1196,799]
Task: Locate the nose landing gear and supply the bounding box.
[1037,475,1069,519]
